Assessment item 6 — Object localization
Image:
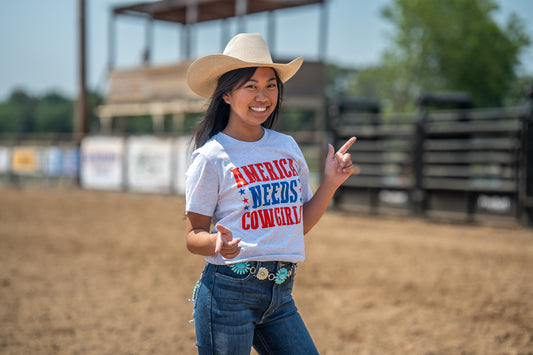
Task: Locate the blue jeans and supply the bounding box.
[192,261,318,355]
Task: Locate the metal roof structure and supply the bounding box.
[113,0,324,24]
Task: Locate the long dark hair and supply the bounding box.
[192,67,284,149]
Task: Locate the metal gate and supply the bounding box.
[329,91,533,225]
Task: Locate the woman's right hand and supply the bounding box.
[215,224,241,259]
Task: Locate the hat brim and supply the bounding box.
[187,54,303,98]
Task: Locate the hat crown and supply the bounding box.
[222,33,274,64]
[187,32,303,98]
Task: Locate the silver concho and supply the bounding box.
[256,267,269,280]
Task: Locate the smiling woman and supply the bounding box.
[183,33,357,354]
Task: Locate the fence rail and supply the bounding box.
[329,92,533,225]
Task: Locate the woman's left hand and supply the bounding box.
[324,137,358,188]
[302,136,358,234]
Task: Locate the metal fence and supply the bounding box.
[329,92,533,225]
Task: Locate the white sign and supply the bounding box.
[0,147,11,174]
[81,136,124,190]
[173,136,192,195]
[379,189,409,205]
[126,136,173,193]
[477,194,511,213]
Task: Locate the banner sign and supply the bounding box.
[173,136,192,195]
[126,136,173,193]
[44,147,63,176]
[0,147,11,174]
[11,146,41,175]
[61,147,80,177]
[44,146,80,177]
[81,136,124,190]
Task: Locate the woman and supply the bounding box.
[185,33,356,354]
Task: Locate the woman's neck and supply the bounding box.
[222,125,265,142]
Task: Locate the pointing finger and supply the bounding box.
[337,137,356,155]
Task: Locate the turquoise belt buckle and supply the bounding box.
[229,261,251,275]
[228,261,294,284]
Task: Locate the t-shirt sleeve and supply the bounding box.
[185,152,219,217]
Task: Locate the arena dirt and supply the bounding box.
[1,186,532,354]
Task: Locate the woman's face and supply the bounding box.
[223,67,279,133]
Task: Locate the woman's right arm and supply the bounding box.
[185,212,241,259]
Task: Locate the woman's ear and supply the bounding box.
[222,93,231,105]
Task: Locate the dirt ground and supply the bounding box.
[1,185,532,355]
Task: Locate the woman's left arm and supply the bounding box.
[302,137,357,234]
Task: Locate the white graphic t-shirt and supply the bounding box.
[185,129,313,265]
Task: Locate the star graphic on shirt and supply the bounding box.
[239,189,246,195]
[244,206,249,211]
[242,197,249,204]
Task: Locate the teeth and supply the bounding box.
[251,107,267,112]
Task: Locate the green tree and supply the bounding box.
[0,101,18,133]
[5,89,39,133]
[505,75,533,106]
[370,0,530,110]
[0,89,106,135]
[35,92,74,132]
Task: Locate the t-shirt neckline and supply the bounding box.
[219,128,270,145]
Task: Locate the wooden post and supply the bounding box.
[221,18,230,52]
[318,0,329,62]
[108,11,115,73]
[267,11,276,55]
[519,86,533,225]
[185,1,198,59]
[236,0,247,32]
[76,0,88,145]
[412,98,427,217]
[143,17,153,65]
[153,114,165,133]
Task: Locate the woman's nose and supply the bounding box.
[255,89,268,101]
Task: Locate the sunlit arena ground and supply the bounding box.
[1,185,532,354]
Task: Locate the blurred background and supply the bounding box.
[1,0,533,224]
[2,2,533,354]
[1,0,532,106]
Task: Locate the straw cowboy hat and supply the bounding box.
[186,33,303,98]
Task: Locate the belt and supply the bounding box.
[228,261,297,285]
